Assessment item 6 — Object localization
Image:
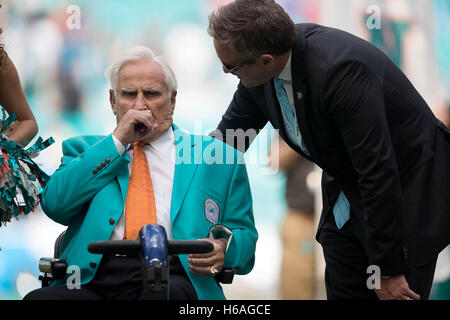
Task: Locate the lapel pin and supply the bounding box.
[297,92,304,100]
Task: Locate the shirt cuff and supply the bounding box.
[112,134,126,155]
[208,224,233,254]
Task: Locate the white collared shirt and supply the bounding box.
[110,128,176,240]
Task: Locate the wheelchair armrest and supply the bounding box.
[39,257,68,279]
[214,268,235,284]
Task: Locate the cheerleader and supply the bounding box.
[0,37,54,226]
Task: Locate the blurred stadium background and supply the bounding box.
[0,0,448,300]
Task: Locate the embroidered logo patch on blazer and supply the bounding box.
[204,199,219,224]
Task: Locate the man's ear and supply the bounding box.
[168,90,177,115]
[109,89,116,114]
[171,90,178,104]
[261,54,274,66]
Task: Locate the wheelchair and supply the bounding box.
[39,224,234,300]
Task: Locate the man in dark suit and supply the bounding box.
[208,0,450,300]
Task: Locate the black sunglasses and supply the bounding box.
[222,59,254,74]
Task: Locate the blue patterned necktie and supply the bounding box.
[333,191,350,229]
[274,78,309,154]
[274,78,349,229]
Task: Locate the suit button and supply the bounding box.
[90,262,97,268]
[93,169,98,174]
[109,218,115,225]
[101,162,106,168]
[402,247,408,264]
[105,158,111,164]
[97,165,102,170]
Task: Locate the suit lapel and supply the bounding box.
[117,153,130,205]
[289,27,320,162]
[170,124,200,225]
[264,26,319,161]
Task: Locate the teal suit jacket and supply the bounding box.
[41,125,258,300]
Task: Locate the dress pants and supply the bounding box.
[24,255,197,300]
[318,210,438,300]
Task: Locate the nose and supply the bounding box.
[133,92,148,110]
[222,65,230,74]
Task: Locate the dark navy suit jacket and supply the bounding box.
[216,23,450,276]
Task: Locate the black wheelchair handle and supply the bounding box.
[169,240,214,255]
[88,240,214,256]
[88,240,140,255]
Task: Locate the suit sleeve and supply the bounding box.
[215,82,268,153]
[221,152,258,275]
[41,135,129,226]
[322,61,407,276]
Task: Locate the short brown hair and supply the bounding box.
[208,0,297,60]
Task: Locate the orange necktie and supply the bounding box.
[124,142,157,240]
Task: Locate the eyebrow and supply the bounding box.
[119,87,163,93]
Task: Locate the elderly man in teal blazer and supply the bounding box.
[25,46,257,300]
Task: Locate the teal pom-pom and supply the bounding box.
[0,111,54,226]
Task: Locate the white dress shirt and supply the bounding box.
[110,128,176,240]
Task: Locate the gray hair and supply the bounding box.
[105,46,178,95]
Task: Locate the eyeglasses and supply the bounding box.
[222,60,253,74]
